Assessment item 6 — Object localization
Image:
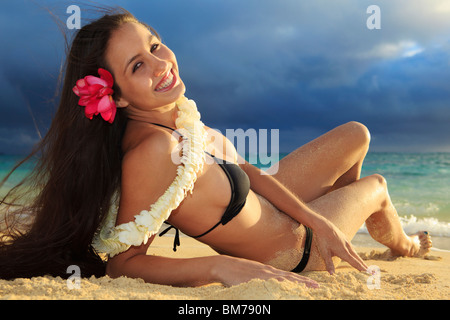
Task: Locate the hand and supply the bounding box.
[313,218,368,275]
[212,255,319,288]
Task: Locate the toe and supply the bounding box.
[420,231,432,247]
[419,231,433,254]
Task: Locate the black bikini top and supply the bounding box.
[148,123,250,251]
[195,152,250,235]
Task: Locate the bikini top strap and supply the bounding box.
[149,122,184,137]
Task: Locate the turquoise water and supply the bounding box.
[249,152,450,241]
[359,153,450,249]
[0,155,35,191]
[361,153,450,223]
[2,152,450,243]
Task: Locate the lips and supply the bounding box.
[155,69,177,92]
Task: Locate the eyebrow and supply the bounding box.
[123,34,155,75]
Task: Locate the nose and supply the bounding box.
[148,54,169,77]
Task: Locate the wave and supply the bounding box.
[358,215,450,237]
[394,201,449,217]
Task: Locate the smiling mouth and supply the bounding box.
[155,69,177,92]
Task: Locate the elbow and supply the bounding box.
[105,258,124,279]
[105,253,140,279]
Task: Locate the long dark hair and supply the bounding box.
[0,8,156,279]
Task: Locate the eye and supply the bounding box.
[131,44,160,73]
[150,43,160,53]
[132,62,143,73]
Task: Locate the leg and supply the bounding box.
[267,122,430,271]
[303,174,432,271]
[267,121,370,203]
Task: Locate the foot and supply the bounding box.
[391,231,432,258]
[407,231,432,257]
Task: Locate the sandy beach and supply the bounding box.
[0,234,448,301]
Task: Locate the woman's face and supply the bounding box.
[105,22,185,111]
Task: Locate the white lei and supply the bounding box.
[92,97,207,257]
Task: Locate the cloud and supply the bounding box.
[358,41,424,60]
[1,0,450,153]
[0,127,40,154]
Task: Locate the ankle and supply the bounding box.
[389,237,413,257]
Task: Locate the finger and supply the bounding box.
[284,273,320,288]
[283,276,319,288]
[316,242,336,275]
[323,252,335,275]
[349,244,369,271]
[347,254,368,272]
[343,243,369,272]
[292,273,320,288]
[263,263,320,288]
[297,277,320,289]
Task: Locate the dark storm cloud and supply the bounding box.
[1,0,449,154]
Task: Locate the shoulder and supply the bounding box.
[121,130,179,197]
[123,129,179,172]
[204,125,239,163]
[118,130,179,224]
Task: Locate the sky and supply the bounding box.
[0,0,449,154]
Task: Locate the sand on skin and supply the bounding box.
[1,235,449,300]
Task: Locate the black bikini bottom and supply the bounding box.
[160,224,313,272]
[291,226,313,273]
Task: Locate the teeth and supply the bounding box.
[156,71,174,91]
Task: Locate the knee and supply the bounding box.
[369,173,387,186]
[367,174,389,199]
[370,174,392,209]
[344,121,371,147]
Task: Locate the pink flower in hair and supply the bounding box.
[72,68,117,123]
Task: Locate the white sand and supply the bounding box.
[1,234,449,300]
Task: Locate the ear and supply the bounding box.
[115,96,130,109]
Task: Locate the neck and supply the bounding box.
[126,102,178,127]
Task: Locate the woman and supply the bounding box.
[0,8,431,288]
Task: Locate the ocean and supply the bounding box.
[359,152,450,250]
[253,152,450,250]
[1,152,449,250]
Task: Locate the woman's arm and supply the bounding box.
[107,242,318,287]
[107,132,318,287]
[107,236,219,287]
[239,157,368,274]
[239,158,322,229]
